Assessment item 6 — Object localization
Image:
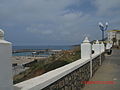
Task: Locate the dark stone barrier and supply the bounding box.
[42,53,105,90]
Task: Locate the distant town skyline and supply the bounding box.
[0,0,120,45]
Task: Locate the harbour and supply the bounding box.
[12,45,74,76]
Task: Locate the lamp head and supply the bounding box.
[99,22,104,27]
[105,22,108,27]
[98,22,104,30]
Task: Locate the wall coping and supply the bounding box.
[0,40,11,45]
[14,52,103,90]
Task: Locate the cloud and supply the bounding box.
[0,0,120,45]
[27,27,53,35]
[62,11,82,20]
[94,0,120,15]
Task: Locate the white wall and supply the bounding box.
[14,38,105,90]
[0,30,13,90]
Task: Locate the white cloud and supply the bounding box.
[26,24,53,35]
[94,0,120,15]
[0,0,120,45]
[63,12,82,20]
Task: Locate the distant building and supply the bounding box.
[107,30,120,46]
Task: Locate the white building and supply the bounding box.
[107,30,120,46]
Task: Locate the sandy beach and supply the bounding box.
[12,56,47,76]
[12,56,47,65]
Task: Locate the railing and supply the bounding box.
[0,29,112,90]
[42,54,105,90]
[14,52,105,90]
[13,37,109,90]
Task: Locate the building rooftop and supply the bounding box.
[107,30,120,32]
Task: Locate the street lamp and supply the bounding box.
[98,22,108,41]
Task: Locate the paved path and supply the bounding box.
[83,49,120,90]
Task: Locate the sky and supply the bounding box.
[0,0,120,46]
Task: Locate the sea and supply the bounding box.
[12,45,74,56]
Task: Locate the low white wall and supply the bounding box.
[14,51,103,90]
[14,37,106,90]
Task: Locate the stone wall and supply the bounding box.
[14,37,110,90]
[42,62,90,90]
[42,53,105,90]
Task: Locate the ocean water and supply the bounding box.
[13,45,73,56]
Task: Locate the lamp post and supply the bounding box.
[98,22,108,41]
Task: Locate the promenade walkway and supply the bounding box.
[83,49,120,90]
